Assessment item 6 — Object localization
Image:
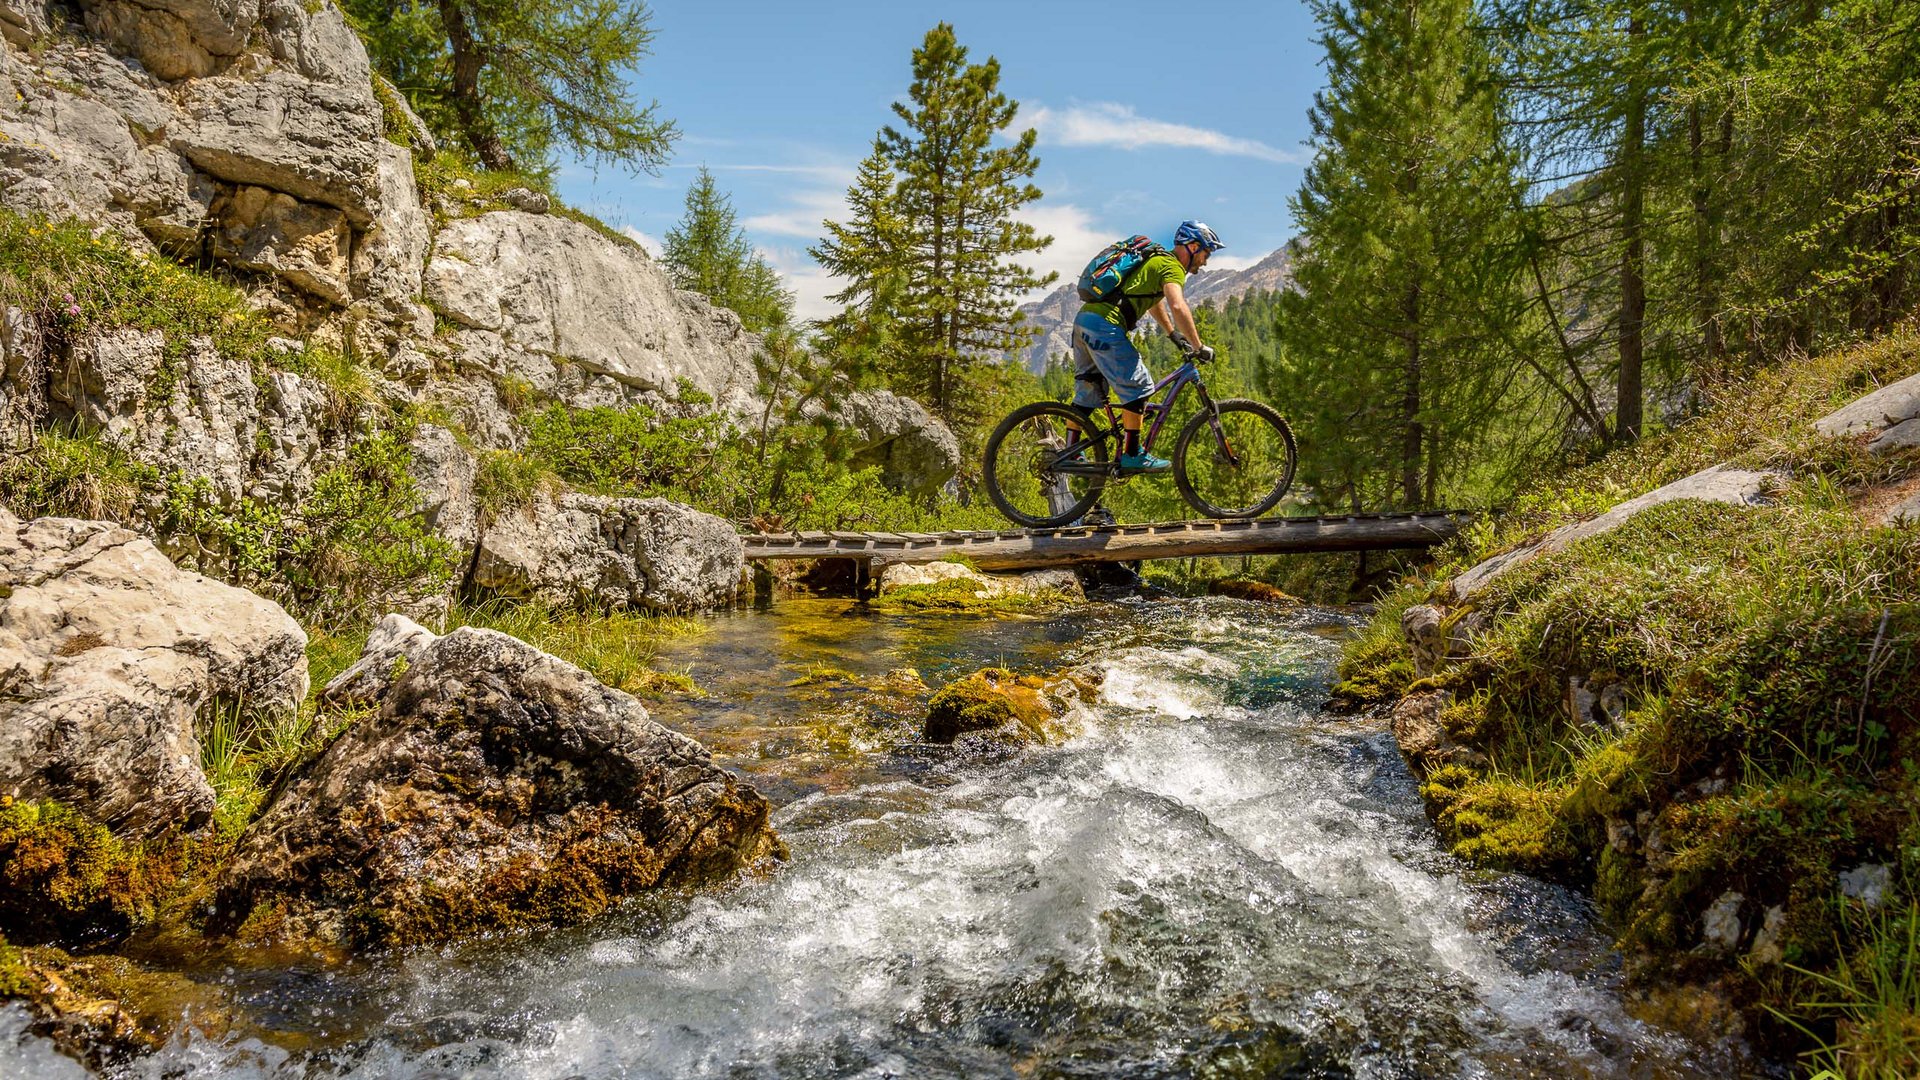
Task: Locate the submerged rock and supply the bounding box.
[0,939,230,1069]
[923,666,1098,744]
[0,507,307,837]
[213,622,784,949]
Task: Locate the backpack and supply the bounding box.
[1076,235,1167,304]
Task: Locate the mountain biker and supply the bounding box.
[1069,220,1223,472]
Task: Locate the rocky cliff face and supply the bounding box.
[0,0,782,610]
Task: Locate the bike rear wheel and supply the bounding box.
[983,402,1110,528]
[1172,398,1297,519]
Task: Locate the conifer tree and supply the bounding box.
[1276,0,1528,510]
[662,167,794,334]
[345,0,676,177]
[872,23,1056,418]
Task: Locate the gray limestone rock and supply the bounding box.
[1450,465,1780,599]
[876,560,1084,602]
[1401,604,1446,678]
[407,423,480,553]
[473,492,744,612]
[175,69,384,224]
[1812,371,1920,437]
[50,330,259,502]
[0,507,307,836]
[1867,417,1920,455]
[1748,905,1788,965]
[0,0,49,46]
[839,389,962,496]
[425,211,761,411]
[318,611,437,708]
[1877,491,1920,528]
[1701,891,1745,951]
[248,370,331,502]
[1840,863,1892,907]
[348,140,430,317]
[497,186,551,214]
[213,624,782,948]
[211,186,353,304]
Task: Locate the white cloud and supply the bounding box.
[762,245,843,326]
[740,168,857,239]
[1023,102,1306,165]
[1012,200,1111,301]
[1199,252,1260,275]
[620,225,662,256]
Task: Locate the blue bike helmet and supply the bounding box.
[1174,220,1225,252]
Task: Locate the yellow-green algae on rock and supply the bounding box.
[923,666,1100,744]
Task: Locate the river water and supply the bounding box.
[6,597,1758,1079]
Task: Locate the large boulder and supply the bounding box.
[838,390,962,496]
[472,492,744,612]
[213,620,783,948]
[0,1,423,319]
[0,507,308,836]
[876,560,1083,606]
[424,211,762,410]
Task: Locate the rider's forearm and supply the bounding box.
[1167,297,1202,347]
[1147,301,1175,336]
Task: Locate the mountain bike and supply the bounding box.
[982,350,1297,528]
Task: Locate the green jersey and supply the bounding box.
[1082,252,1187,330]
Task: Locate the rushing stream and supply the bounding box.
[6,597,1761,1079]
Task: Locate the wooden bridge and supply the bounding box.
[740,510,1472,572]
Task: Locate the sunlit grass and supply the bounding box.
[443,600,706,697]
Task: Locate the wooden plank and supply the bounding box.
[740,512,1474,568]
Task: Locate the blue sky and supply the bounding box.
[553,1,1326,322]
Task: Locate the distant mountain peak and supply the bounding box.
[1010,241,1297,373]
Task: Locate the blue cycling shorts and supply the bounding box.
[1069,311,1153,410]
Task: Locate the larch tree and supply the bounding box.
[872,23,1055,418]
[809,143,910,386]
[662,167,794,335]
[345,0,676,177]
[1275,0,1528,510]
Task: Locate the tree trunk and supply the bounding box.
[1401,283,1423,510]
[438,0,514,172]
[1617,15,1648,444]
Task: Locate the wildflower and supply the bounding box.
[62,292,79,317]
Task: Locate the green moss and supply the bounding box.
[1330,576,1429,706]
[1424,772,1577,873]
[0,212,277,373]
[870,575,1076,616]
[0,800,197,947]
[343,799,782,949]
[369,74,415,149]
[923,667,1073,743]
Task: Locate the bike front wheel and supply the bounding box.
[1172,399,1297,519]
[983,402,1109,528]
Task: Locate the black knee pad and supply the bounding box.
[1117,397,1149,416]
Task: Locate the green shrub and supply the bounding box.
[0,213,273,371]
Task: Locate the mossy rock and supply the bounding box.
[924,666,1097,744]
[0,936,231,1068]
[1208,578,1301,605]
[0,800,203,948]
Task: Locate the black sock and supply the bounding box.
[1124,430,1141,456]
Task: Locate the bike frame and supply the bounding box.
[1051,359,1232,476]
